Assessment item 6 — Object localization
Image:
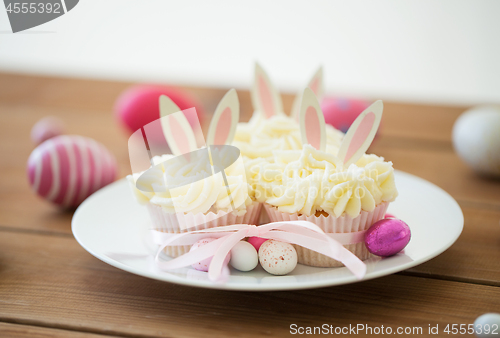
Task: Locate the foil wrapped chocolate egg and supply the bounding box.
[364,218,411,257]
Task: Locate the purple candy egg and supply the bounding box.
[364,218,411,257]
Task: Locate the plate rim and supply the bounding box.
[72,170,464,291]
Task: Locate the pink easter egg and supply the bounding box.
[321,97,371,133]
[364,218,411,257]
[27,135,117,208]
[247,236,267,251]
[190,238,230,272]
[31,116,65,145]
[114,85,205,143]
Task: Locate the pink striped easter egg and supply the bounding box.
[27,135,117,208]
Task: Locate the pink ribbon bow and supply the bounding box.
[151,221,367,283]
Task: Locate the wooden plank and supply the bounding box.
[0,231,499,338]
[0,72,469,142]
[0,322,124,338]
[369,144,500,208]
[406,205,500,285]
[0,72,498,243]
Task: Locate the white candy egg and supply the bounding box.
[258,240,297,275]
[453,106,500,177]
[230,241,258,272]
[474,313,500,338]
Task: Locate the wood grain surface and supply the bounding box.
[0,72,499,337]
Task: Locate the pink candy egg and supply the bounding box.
[190,238,230,272]
[364,218,411,257]
[27,135,117,208]
[258,240,297,275]
[321,97,371,133]
[247,236,267,251]
[114,85,204,139]
[31,116,65,145]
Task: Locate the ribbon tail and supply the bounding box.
[155,235,230,270]
[265,231,367,280]
[208,229,248,282]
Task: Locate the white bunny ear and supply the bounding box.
[251,63,283,119]
[337,100,383,167]
[206,89,239,146]
[159,95,198,155]
[292,66,324,119]
[299,88,326,152]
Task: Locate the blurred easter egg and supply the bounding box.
[27,135,117,208]
[364,218,411,257]
[114,85,204,142]
[31,116,65,145]
[453,106,500,177]
[321,97,371,133]
[474,313,500,338]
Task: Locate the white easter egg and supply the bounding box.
[27,135,117,208]
[474,313,500,338]
[453,106,500,177]
[258,240,297,275]
[230,241,258,272]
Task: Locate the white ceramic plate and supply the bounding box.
[72,170,463,291]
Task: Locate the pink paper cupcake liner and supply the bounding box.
[263,202,389,267]
[147,201,262,257]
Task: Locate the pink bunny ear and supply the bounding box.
[292,66,324,119]
[251,63,283,119]
[206,89,239,146]
[337,100,383,166]
[159,95,198,155]
[299,88,326,152]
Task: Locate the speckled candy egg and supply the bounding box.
[31,116,65,145]
[474,313,500,338]
[114,85,204,140]
[364,218,411,257]
[27,135,117,208]
[258,240,297,275]
[190,238,230,272]
[230,241,258,272]
[321,97,371,133]
[453,106,500,177]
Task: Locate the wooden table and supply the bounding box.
[0,72,499,337]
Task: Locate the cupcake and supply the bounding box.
[127,89,261,257]
[233,63,344,161]
[233,64,344,224]
[261,89,398,267]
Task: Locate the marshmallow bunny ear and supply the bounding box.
[159,95,198,156]
[251,63,283,119]
[299,87,326,152]
[292,66,324,119]
[206,89,239,146]
[337,100,383,167]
